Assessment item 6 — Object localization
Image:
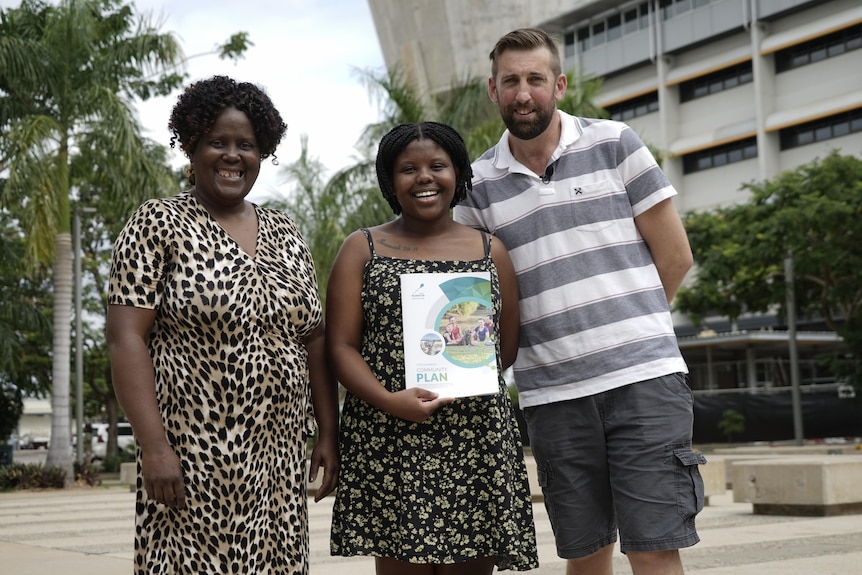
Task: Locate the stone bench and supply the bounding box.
[703,454,785,489]
[714,443,862,456]
[119,461,136,491]
[732,455,862,516]
[700,455,725,502]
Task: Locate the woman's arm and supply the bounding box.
[326,231,452,422]
[106,304,186,509]
[490,235,520,369]
[305,323,339,501]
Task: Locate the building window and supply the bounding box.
[607,91,659,121]
[673,0,692,18]
[659,0,672,19]
[638,2,650,29]
[577,27,590,52]
[679,61,753,102]
[571,2,651,53]
[608,14,622,41]
[623,7,639,35]
[564,31,575,58]
[660,0,704,20]
[779,108,862,150]
[775,24,862,73]
[592,21,606,47]
[682,137,757,174]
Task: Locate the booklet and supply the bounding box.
[400,272,499,398]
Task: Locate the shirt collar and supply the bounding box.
[492,110,581,173]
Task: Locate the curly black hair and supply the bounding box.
[168,75,287,162]
[375,122,473,215]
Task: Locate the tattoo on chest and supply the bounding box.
[378,238,418,252]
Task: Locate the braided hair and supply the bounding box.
[375,122,473,215]
[168,75,287,162]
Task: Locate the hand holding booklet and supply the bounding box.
[400,272,499,398]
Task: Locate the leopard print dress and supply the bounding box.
[108,192,319,574]
[330,229,538,570]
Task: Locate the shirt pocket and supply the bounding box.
[569,178,626,233]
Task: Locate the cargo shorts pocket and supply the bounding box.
[673,446,707,518]
[533,456,559,532]
[535,456,551,488]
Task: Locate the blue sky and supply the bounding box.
[1,0,386,202]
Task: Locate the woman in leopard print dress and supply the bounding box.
[327,122,538,573]
[106,76,339,574]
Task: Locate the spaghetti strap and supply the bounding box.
[481,231,491,258]
[360,228,375,257]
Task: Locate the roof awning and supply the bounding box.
[679,330,843,351]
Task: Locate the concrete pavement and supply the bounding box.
[1,480,860,574]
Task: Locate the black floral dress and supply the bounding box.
[330,229,538,571]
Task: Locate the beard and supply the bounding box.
[500,100,556,141]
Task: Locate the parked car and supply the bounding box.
[89,421,135,459]
[19,432,50,450]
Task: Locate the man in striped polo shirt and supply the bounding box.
[454,27,705,575]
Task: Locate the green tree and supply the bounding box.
[0,382,23,445]
[272,135,346,306]
[0,0,187,479]
[0,218,51,387]
[0,219,52,440]
[717,408,745,443]
[270,136,390,306]
[677,151,862,387]
[1,0,252,474]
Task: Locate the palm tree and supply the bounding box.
[0,0,184,480]
[0,217,51,388]
[353,65,504,160]
[271,67,423,303]
[0,218,52,448]
[268,136,387,307]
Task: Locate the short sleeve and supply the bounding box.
[107,199,171,309]
[617,125,677,217]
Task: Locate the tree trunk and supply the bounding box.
[45,232,74,484]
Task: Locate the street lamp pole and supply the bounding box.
[74,207,97,464]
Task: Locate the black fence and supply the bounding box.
[513,385,861,446]
[693,386,862,443]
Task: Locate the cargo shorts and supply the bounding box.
[523,373,706,558]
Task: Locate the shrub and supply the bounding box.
[74,456,101,487]
[0,463,66,490]
[100,442,136,473]
[718,408,745,443]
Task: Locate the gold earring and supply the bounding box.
[185,164,195,186]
